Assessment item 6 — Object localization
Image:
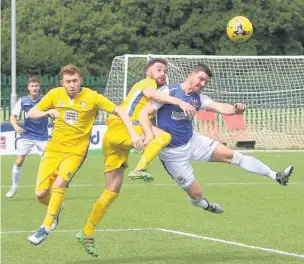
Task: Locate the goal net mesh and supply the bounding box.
[101,55,304,150]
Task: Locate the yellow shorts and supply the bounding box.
[36,150,85,191]
[103,119,142,172]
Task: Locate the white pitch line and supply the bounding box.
[0,228,154,234]
[1,227,303,259]
[0,182,299,188]
[157,228,304,259]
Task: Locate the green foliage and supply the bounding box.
[1,0,303,76]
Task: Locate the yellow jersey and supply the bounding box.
[35,87,116,155]
[108,78,157,123]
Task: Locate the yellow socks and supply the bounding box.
[83,189,119,237]
[135,133,171,171]
[42,187,65,230]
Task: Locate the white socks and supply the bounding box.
[12,164,22,188]
[231,151,277,180]
[190,198,209,209]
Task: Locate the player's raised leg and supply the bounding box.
[160,150,224,214]
[128,127,171,182]
[210,143,294,185]
[186,181,224,214]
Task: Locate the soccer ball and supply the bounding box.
[226,16,253,42]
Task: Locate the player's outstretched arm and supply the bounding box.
[143,87,196,117]
[113,106,144,151]
[28,108,59,120]
[28,88,58,119]
[207,102,246,115]
[138,102,156,145]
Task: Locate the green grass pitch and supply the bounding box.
[1,151,304,263]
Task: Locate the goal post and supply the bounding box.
[101,54,304,149]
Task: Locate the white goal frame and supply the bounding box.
[100,54,304,150]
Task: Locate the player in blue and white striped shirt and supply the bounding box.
[137,64,294,214]
[6,77,49,198]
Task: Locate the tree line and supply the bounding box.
[2,0,304,76]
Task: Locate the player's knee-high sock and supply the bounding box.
[12,164,22,188]
[231,151,277,179]
[42,187,65,230]
[135,133,171,171]
[83,189,119,237]
[38,192,52,206]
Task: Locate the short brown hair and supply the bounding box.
[145,58,168,71]
[28,76,40,85]
[60,64,82,79]
[191,64,213,77]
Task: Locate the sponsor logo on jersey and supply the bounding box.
[64,110,78,124]
[171,111,192,120]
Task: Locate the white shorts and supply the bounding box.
[16,138,47,156]
[159,132,219,189]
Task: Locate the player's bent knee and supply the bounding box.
[53,176,68,188]
[231,151,244,165]
[35,190,49,200]
[158,133,172,147]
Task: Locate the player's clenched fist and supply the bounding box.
[233,103,246,114]
[46,109,60,118]
[131,134,144,151]
[179,101,196,118]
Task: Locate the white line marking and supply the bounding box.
[0,228,154,234]
[1,227,303,258]
[158,228,304,259]
[0,182,299,188]
[240,150,304,153]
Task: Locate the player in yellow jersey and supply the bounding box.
[26,64,143,246]
[76,58,196,257]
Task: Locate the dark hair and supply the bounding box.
[191,64,213,77]
[60,64,82,79]
[27,76,40,85]
[145,58,168,71]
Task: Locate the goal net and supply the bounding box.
[100,54,304,150]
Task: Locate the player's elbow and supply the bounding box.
[113,106,125,117]
[9,114,16,123]
[27,109,34,119]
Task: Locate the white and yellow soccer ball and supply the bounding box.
[227,16,253,42]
